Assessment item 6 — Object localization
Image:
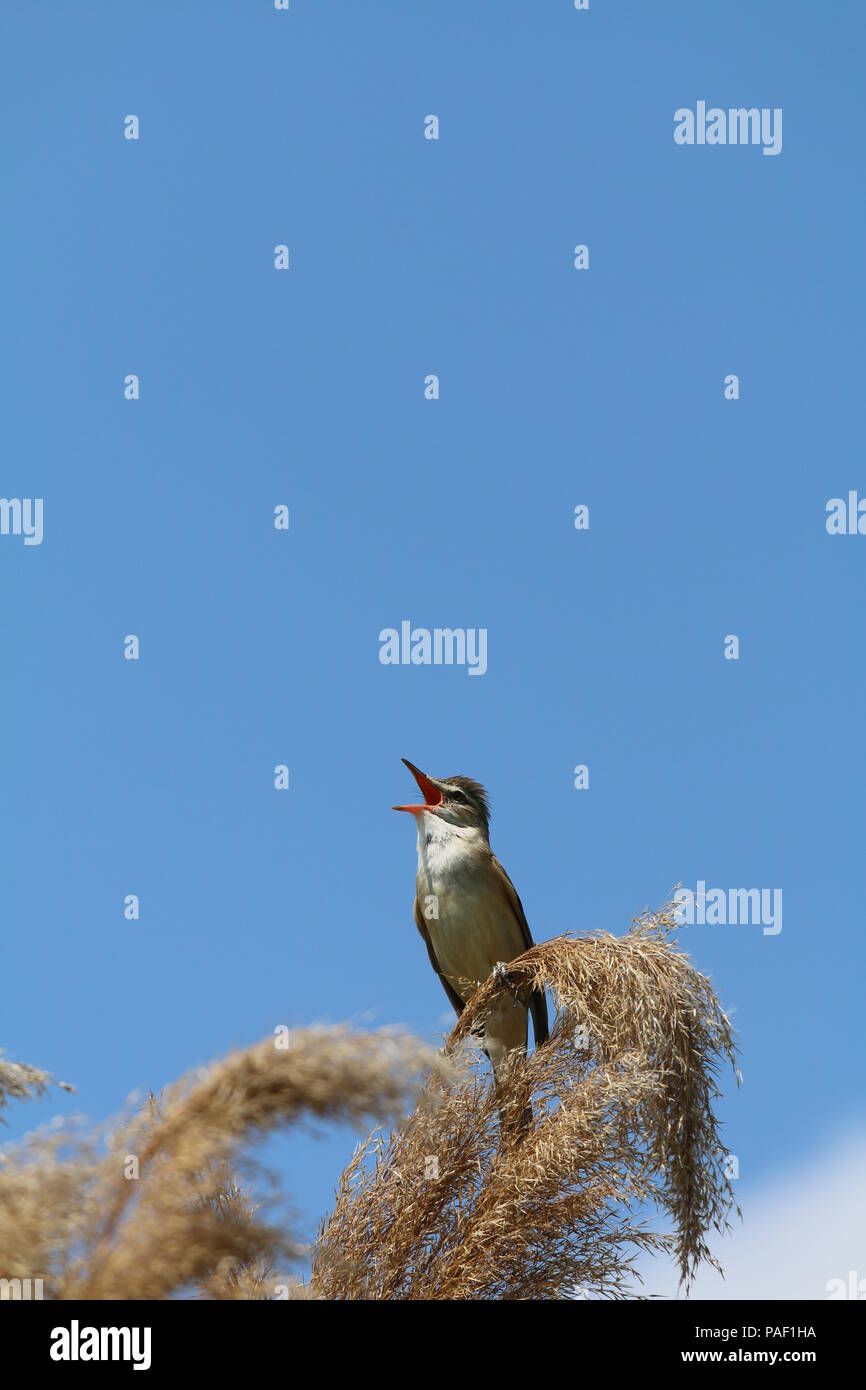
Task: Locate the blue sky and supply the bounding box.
[3,1,864,1294]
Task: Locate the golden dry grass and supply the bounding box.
[0,1057,57,1113]
[0,900,738,1300]
[311,900,739,1298]
[0,1029,448,1300]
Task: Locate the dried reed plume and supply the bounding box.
[1,901,738,1299]
[0,1029,448,1300]
[0,1057,68,1117]
[311,901,739,1299]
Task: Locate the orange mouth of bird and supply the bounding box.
[392,759,443,814]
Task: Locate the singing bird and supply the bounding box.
[394,759,548,1128]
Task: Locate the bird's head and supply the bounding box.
[393,758,490,840]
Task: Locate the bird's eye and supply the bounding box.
[450,789,467,804]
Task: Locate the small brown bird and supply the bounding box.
[394,759,548,1130]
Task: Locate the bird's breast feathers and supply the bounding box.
[414,819,526,994]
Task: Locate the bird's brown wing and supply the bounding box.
[490,855,550,1047]
[413,897,465,1017]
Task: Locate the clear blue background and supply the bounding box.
[3,0,864,1288]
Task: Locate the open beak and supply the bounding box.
[392,758,444,814]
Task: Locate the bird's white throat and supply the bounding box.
[414,812,484,885]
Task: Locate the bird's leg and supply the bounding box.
[492,961,523,1008]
